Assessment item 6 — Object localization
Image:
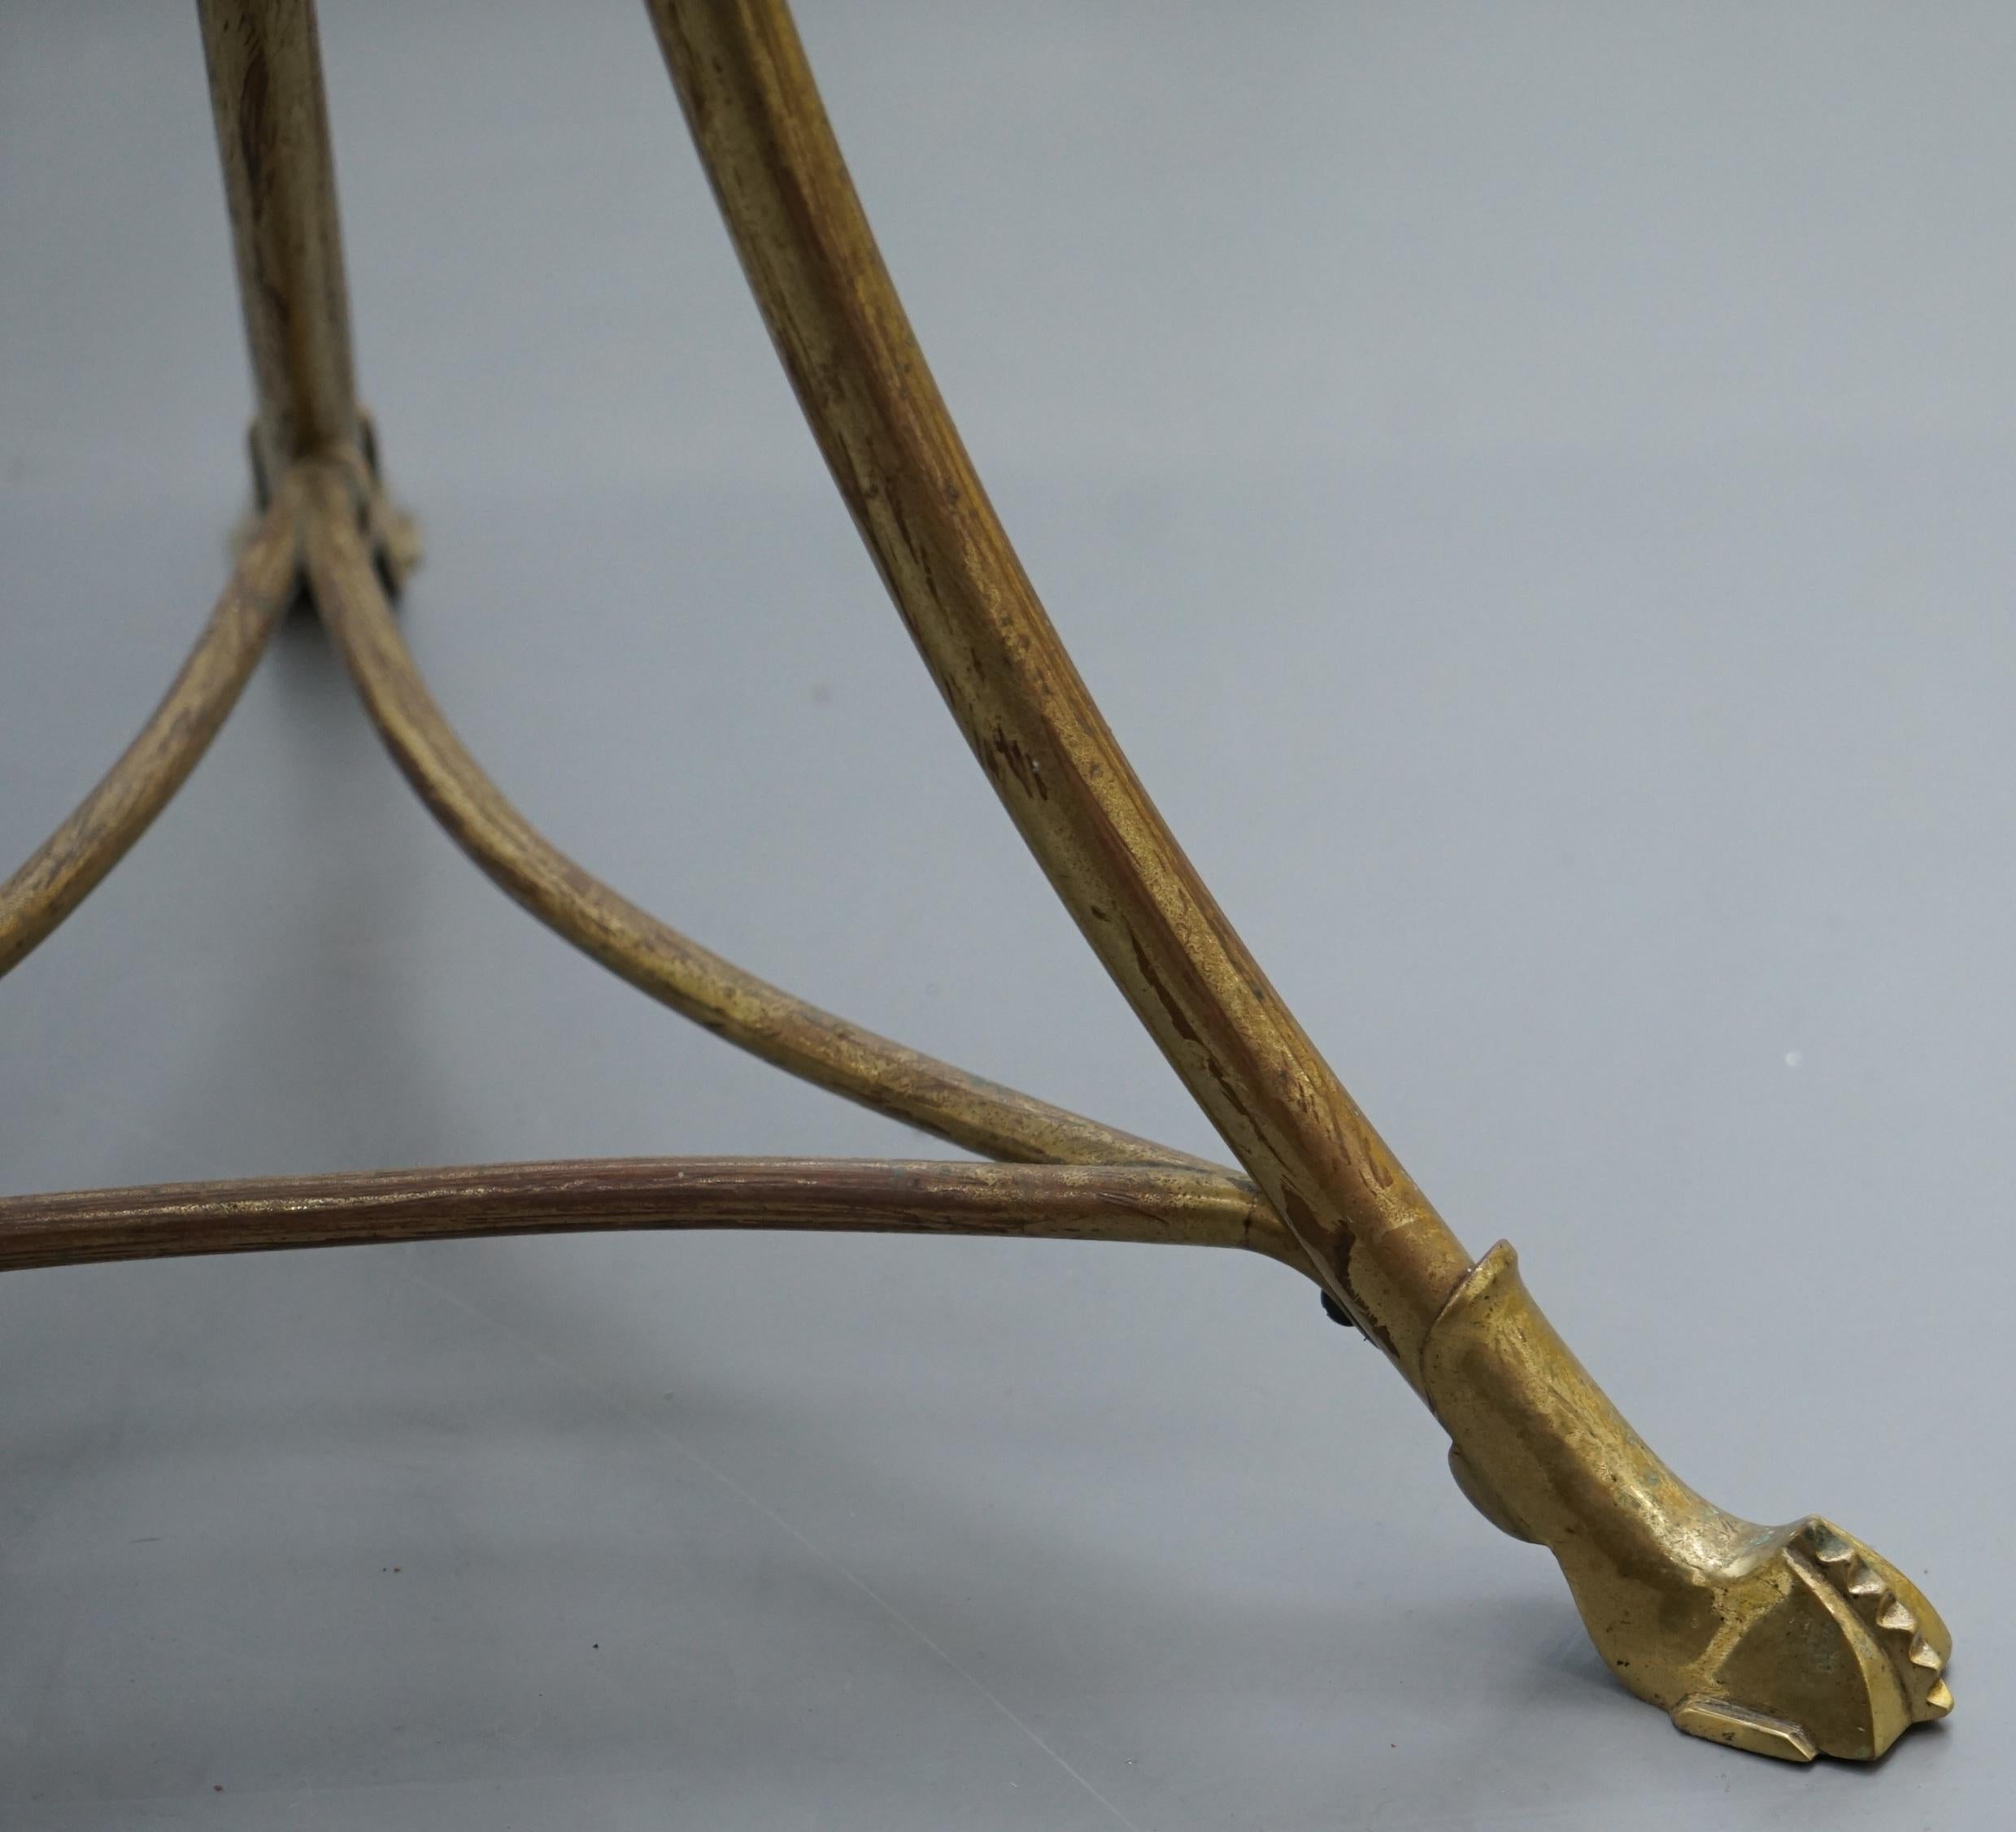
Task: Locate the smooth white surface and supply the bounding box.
[0,4,2003,1825]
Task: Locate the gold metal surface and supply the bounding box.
[0,0,1951,1777]
[0,481,303,981]
[298,455,1276,1194]
[644,0,1473,1386]
[198,0,359,492]
[0,1157,1274,1272]
[1424,1243,1952,1760]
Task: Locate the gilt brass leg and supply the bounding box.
[643,0,1950,1760]
[198,0,417,589]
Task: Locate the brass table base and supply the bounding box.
[0,0,1949,1770]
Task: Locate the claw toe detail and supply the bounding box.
[1796,1521,1952,1727]
[1423,1245,1953,1762]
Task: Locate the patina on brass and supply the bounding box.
[1,0,1949,1773]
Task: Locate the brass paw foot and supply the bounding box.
[1424,1242,1951,1762]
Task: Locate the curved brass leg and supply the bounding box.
[642,0,1950,1760]
[644,0,1469,1377]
